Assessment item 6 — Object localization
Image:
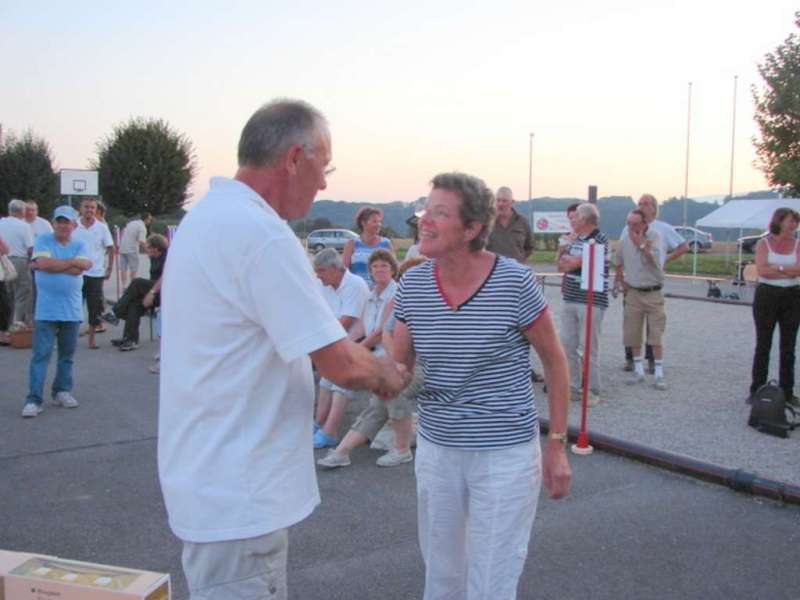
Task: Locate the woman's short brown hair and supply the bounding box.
[354,207,383,233]
[431,172,495,252]
[769,207,800,235]
[368,248,398,277]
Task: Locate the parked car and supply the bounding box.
[306,228,359,253]
[674,226,713,252]
[737,230,799,254]
[737,233,766,254]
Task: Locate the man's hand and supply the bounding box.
[142,291,154,309]
[542,441,571,499]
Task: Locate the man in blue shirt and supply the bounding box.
[22,206,92,418]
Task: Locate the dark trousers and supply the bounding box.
[82,276,105,327]
[750,284,800,397]
[0,282,10,331]
[113,278,154,343]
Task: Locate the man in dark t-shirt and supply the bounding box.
[486,186,534,263]
[102,234,168,351]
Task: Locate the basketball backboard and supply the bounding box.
[59,169,99,196]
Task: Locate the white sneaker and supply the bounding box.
[316,450,351,469]
[653,377,668,391]
[53,391,79,408]
[22,403,43,418]
[626,373,646,386]
[376,449,413,467]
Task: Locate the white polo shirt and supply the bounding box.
[320,269,369,332]
[29,216,54,239]
[619,219,684,267]
[158,177,346,543]
[0,216,33,257]
[119,219,147,254]
[73,218,113,277]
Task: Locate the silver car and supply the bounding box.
[306,228,359,253]
[674,226,713,252]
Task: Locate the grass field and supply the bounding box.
[528,250,742,277]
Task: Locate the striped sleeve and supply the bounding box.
[518,268,547,330]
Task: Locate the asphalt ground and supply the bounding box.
[2,258,799,599]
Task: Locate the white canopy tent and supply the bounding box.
[696,198,800,230]
[696,197,800,276]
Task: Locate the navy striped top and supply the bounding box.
[560,228,610,308]
[395,255,547,450]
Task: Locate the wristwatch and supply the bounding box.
[639,243,646,250]
[548,432,568,445]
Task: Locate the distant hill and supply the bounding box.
[289,190,779,240]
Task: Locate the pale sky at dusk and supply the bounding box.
[2,1,797,205]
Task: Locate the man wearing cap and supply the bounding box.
[22,206,92,418]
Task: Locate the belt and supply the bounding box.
[630,285,662,292]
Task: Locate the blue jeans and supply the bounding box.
[26,320,80,406]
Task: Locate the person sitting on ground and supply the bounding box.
[342,206,393,287]
[748,207,800,407]
[317,253,423,469]
[312,248,370,448]
[102,234,168,351]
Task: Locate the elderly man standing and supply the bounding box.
[22,206,91,418]
[312,248,370,448]
[556,203,610,405]
[25,201,54,239]
[615,209,667,389]
[73,197,114,349]
[486,186,534,263]
[118,212,152,289]
[158,99,407,600]
[621,193,687,372]
[0,199,34,326]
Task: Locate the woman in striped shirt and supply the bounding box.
[392,172,572,600]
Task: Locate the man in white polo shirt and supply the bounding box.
[72,197,114,349]
[25,201,54,239]
[118,212,152,289]
[312,248,370,448]
[158,99,407,600]
[0,199,34,326]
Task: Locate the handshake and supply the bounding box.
[373,355,412,400]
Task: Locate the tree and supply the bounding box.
[94,118,195,216]
[753,12,800,196]
[0,129,57,216]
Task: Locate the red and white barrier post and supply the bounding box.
[572,239,596,456]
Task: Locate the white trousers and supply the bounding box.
[182,529,288,600]
[560,302,605,394]
[415,437,542,600]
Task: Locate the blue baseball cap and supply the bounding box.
[53,206,78,222]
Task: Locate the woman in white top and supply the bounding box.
[750,207,800,406]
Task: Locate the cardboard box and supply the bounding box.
[9,328,32,349]
[0,550,169,600]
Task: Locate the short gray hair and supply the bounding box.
[431,172,495,252]
[313,248,343,270]
[496,186,513,199]
[575,202,599,226]
[8,199,26,216]
[25,200,38,208]
[238,98,328,168]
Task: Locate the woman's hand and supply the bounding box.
[542,440,572,499]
